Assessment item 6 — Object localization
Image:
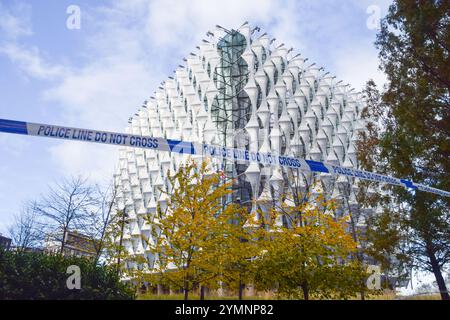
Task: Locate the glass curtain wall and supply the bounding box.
[214,30,252,207]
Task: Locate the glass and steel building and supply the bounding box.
[113,23,370,273]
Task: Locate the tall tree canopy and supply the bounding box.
[374,0,450,300]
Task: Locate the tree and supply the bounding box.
[374,0,450,300]
[8,203,42,250]
[253,194,367,300]
[33,176,98,255]
[357,80,410,291]
[257,166,375,299]
[207,200,261,300]
[146,160,252,300]
[103,208,138,279]
[80,180,120,265]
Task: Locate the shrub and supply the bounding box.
[0,249,135,300]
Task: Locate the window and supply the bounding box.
[261,47,267,64]
[308,125,313,144]
[292,78,297,94]
[274,67,279,84]
[277,94,283,118]
[290,119,295,139]
[253,51,259,70]
[304,97,308,113]
[265,71,271,95]
[281,133,287,155]
[326,133,331,153]
[203,96,208,112]
[256,84,262,108]
[300,137,306,157]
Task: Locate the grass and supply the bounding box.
[137,293,267,300]
[137,292,443,300]
[395,294,441,300]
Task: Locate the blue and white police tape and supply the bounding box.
[0,118,449,198]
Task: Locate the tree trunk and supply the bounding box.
[116,211,126,276]
[157,284,164,295]
[200,285,205,300]
[238,277,244,300]
[60,227,67,255]
[184,275,189,300]
[301,282,309,300]
[217,281,224,297]
[93,238,104,265]
[348,206,365,300]
[183,263,191,300]
[360,262,366,301]
[428,249,449,300]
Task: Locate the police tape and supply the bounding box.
[0,118,449,198]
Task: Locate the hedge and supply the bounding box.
[0,249,135,300]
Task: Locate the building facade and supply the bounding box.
[44,230,96,259]
[0,234,12,250]
[113,23,371,273]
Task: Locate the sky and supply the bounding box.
[0,0,444,295]
[0,0,393,233]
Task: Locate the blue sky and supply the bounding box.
[0,0,392,234]
[2,0,443,294]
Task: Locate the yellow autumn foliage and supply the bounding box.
[144,160,369,300]
[144,160,256,299]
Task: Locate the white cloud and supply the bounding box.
[1,0,390,181]
[0,43,67,80]
[39,0,295,180]
[0,3,66,81]
[0,134,30,157]
[334,46,387,91]
[0,2,33,39]
[49,141,119,182]
[330,0,391,90]
[143,0,278,47]
[43,59,157,130]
